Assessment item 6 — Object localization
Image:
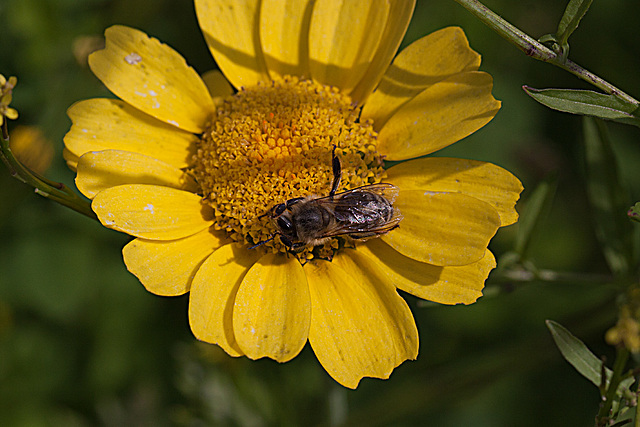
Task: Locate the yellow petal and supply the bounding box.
[63,148,79,171]
[362,27,481,129]
[189,243,262,357]
[92,184,213,240]
[382,190,501,266]
[386,157,523,226]
[233,253,310,362]
[305,255,405,389]
[64,98,197,169]
[76,150,199,199]
[123,228,230,296]
[195,0,269,89]
[348,0,415,104]
[89,25,214,133]
[259,0,313,79]
[359,239,495,305]
[333,250,418,362]
[308,0,389,94]
[201,70,234,98]
[377,71,501,160]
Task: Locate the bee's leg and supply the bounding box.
[278,234,294,249]
[329,145,342,197]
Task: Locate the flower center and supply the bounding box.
[192,76,385,260]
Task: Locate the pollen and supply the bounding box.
[192,76,385,258]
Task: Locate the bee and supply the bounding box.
[253,147,403,250]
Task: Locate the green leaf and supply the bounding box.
[546,320,635,395]
[514,176,557,258]
[523,87,640,128]
[557,0,594,46]
[583,117,633,276]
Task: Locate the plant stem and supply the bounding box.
[596,347,629,425]
[453,0,639,105]
[493,268,614,286]
[1,121,97,220]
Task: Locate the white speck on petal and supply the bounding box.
[144,204,155,214]
[125,52,142,65]
[148,90,157,96]
[134,90,147,97]
[167,119,179,127]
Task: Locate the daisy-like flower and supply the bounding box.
[64,0,522,388]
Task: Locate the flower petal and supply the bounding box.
[362,27,481,129]
[88,25,214,133]
[123,228,230,296]
[259,0,313,80]
[63,148,80,171]
[308,0,389,94]
[233,253,310,362]
[305,255,407,389]
[359,239,495,305]
[386,157,523,226]
[189,243,262,357]
[348,0,415,104]
[201,70,234,99]
[92,184,213,240]
[195,0,269,89]
[76,150,199,199]
[64,98,197,170]
[382,190,501,266]
[333,250,419,362]
[377,71,501,160]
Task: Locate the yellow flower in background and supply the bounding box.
[10,126,55,175]
[64,0,522,388]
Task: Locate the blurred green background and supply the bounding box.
[1,0,639,425]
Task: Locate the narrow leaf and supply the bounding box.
[514,176,557,258]
[557,0,594,46]
[523,87,640,128]
[583,117,633,276]
[546,320,635,395]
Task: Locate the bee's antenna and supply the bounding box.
[249,235,276,249]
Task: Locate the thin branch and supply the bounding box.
[453,0,639,105]
[1,121,97,220]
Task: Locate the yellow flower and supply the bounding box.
[606,306,640,353]
[64,0,523,388]
[0,74,19,127]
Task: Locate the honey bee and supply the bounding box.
[253,147,403,250]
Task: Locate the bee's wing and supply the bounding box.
[346,183,400,203]
[313,184,403,238]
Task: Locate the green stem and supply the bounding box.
[596,347,629,425]
[1,121,97,220]
[492,268,615,286]
[453,0,639,105]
